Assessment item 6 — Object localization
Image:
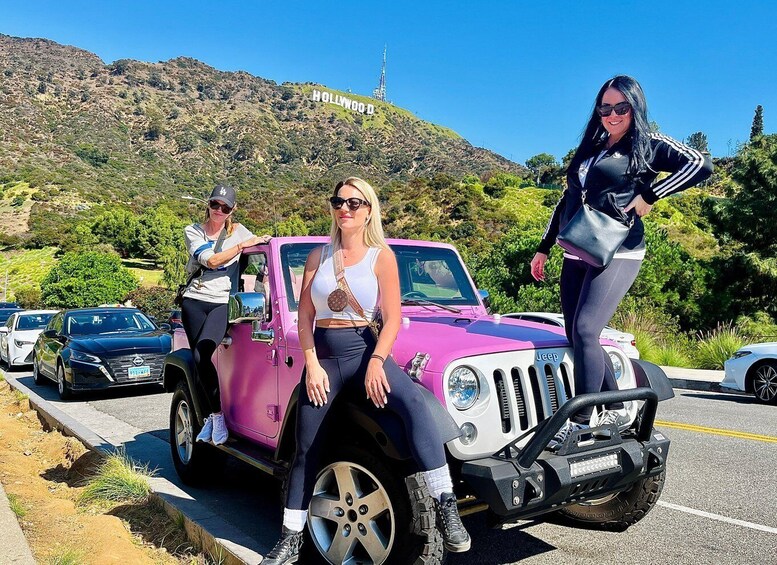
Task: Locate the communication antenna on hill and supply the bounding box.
[372,46,387,102]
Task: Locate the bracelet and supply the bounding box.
[370,354,385,364]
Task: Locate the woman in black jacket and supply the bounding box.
[530,75,712,447]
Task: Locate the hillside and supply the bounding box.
[0,34,525,236]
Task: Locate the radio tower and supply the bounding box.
[372,46,387,102]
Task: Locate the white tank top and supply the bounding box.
[311,244,381,321]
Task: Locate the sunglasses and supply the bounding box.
[209,201,233,214]
[596,101,632,117]
[329,196,371,211]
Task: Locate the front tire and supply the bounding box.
[307,447,443,564]
[554,472,665,532]
[169,380,225,485]
[33,356,46,386]
[57,362,73,400]
[751,361,777,404]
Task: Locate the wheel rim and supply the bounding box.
[33,359,38,379]
[308,461,395,565]
[754,365,777,402]
[174,400,194,464]
[57,366,65,395]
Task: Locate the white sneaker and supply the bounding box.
[590,409,630,436]
[547,420,588,451]
[196,415,213,443]
[212,412,229,445]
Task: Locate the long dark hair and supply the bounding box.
[568,75,653,176]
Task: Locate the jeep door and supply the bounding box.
[217,249,280,441]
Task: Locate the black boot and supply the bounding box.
[263,526,304,565]
[435,492,471,552]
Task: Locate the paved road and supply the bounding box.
[5,366,777,564]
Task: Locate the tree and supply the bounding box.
[13,285,42,309]
[686,132,709,154]
[750,105,764,140]
[525,153,559,185]
[40,251,138,308]
[124,286,175,320]
[721,134,777,254]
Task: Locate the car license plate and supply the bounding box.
[128,366,151,378]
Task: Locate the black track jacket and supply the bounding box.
[537,133,713,256]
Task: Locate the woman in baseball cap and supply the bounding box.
[180,183,270,446]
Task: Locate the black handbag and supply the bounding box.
[557,191,633,268]
[175,227,227,306]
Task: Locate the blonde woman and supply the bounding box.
[181,184,269,446]
[264,177,470,564]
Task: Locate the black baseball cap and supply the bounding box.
[209,184,237,208]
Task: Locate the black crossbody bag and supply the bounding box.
[175,227,227,306]
[557,190,634,268]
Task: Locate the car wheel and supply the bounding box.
[57,362,73,400]
[33,356,46,386]
[169,380,225,485]
[307,447,443,564]
[553,472,665,532]
[751,361,777,404]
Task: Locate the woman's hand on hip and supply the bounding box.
[624,194,653,217]
[365,359,391,409]
[306,364,330,407]
[530,252,548,281]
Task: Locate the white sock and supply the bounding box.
[282,508,307,532]
[423,465,454,501]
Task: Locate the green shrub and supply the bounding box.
[693,323,747,370]
[13,285,42,309]
[124,286,174,320]
[652,342,694,368]
[40,251,138,308]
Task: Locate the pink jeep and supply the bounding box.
[163,237,673,564]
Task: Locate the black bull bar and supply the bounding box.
[461,387,668,518]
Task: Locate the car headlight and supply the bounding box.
[608,352,623,380]
[448,366,480,410]
[732,350,752,359]
[14,339,34,347]
[70,350,102,363]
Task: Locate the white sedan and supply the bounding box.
[503,311,640,359]
[722,342,777,404]
[0,310,58,369]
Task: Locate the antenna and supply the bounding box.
[372,46,387,102]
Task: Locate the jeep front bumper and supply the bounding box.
[461,388,669,519]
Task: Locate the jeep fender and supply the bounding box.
[631,359,675,401]
[276,376,461,463]
[163,350,207,425]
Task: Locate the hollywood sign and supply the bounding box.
[312,89,375,115]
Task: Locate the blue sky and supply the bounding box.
[3,1,775,164]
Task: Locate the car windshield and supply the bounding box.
[16,313,54,331]
[281,242,479,311]
[66,311,156,335]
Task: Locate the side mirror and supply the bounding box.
[478,289,492,313]
[0,327,8,334]
[43,329,59,338]
[228,292,267,324]
[159,323,172,332]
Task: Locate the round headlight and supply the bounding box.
[448,366,479,410]
[608,352,623,380]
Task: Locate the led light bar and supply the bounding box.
[569,453,620,478]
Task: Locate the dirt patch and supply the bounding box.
[0,381,216,564]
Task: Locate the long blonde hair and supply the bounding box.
[205,207,236,236]
[329,177,388,250]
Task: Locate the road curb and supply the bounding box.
[0,450,37,565]
[668,378,733,394]
[1,371,260,565]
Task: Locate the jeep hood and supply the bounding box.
[392,315,569,372]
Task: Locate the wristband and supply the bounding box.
[370,354,385,364]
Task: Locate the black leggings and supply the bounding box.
[181,297,228,414]
[560,257,641,422]
[286,326,447,510]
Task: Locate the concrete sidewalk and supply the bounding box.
[659,365,739,394]
[0,480,36,564]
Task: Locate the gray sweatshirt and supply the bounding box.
[182,223,254,304]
